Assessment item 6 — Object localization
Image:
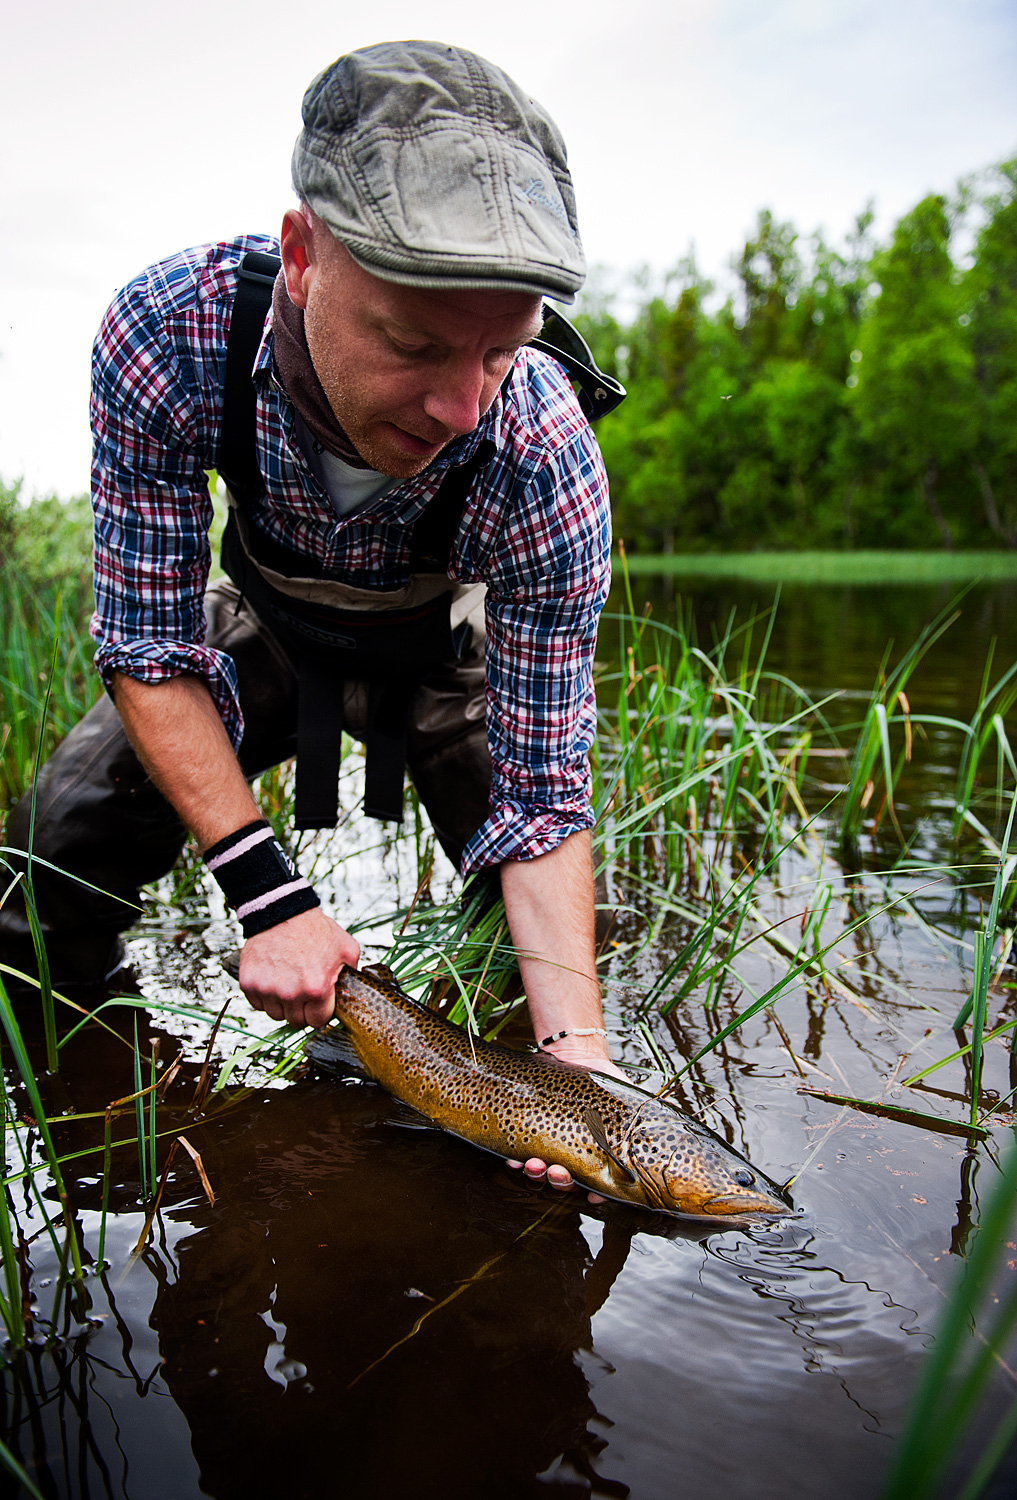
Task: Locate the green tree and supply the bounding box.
[968,160,1017,546]
[733,210,801,367]
[580,169,1015,554]
[850,196,977,549]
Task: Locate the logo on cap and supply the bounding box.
[511,177,574,233]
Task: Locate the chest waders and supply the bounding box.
[217,251,626,835]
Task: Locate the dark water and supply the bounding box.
[5,576,1017,1500]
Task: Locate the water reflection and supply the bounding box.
[149,1082,709,1500]
[4,1063,1010,1500]
[6,576,1017,1497]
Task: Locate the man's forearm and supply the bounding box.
[500,829,612,1067]
[112,672,260,849]
[112,671,358,1025]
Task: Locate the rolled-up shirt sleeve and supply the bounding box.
[89,248,245,746]
[460,405,611,877]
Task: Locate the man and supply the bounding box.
[1,43,623,1177]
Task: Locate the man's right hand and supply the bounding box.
[110,674,359,1029]
[238,907,360,1028]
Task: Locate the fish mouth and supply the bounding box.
[699,1193,791,1218]
[630,1162,790,1221]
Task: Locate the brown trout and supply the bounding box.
[306,964,792,1222]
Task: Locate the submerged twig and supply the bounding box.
[798,1088,990,1140]
[346,1201,565,1389]
[191,996,234,1111]
[176,1135,216,1207]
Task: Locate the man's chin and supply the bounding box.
[355,424,450,478]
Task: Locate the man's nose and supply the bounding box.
[422,357,488,436]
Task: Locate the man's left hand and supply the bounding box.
[506,1048,628,1203]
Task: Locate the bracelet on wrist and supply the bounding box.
[203,819,319,938]
[538,1027,609,1049]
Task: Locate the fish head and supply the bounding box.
[629,1120,792,1220]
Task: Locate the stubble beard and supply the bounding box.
[304,308,448,480]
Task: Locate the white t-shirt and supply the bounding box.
[294,414,396,518]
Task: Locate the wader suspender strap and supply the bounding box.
[217,251,493,830]
[219,251,280,505]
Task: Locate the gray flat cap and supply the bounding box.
[292,40,586,303]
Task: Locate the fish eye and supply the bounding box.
[733,1170,755,1187]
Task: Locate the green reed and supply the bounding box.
[0,971,85,1352]
[0,485,99,817]
[894,787,1017,1127]
[0,1067,25,1347]
[881,1143,1017,1500]
[838,593,969,850]
[952,642,1017,837]
[0,1438,45,1500]
[0,585,99,813]
[594,613,822,881]
[376,572,1017,1164]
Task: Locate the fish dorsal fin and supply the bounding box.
[364,963,397,985]
[583,1104,637,1183]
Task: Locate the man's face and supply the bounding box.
[281,210,544,478]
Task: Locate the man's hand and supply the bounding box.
[238,907,360,1028]
[500,831,626,1200]
[506,1049,627,1203]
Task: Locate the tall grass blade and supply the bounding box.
[840,593,970,848]
[97,1106,113,1269]
[0,1439,46,1500]
[902,1015,1017,1090]
[954,1398,1017,1500]
[798,1089,990,1140]
[968,932,988,1128]
[132,1016,148,1202]
[0,977,83,1281]
[954,786,1017,1031]
[148,1041,158,1195]
[881,1145,1017,1500]
[24,597,64,1076]
[0,1063,26,1346]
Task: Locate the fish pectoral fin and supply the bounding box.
[304,1025,371,1080]
[583,1105,637,1184]
[384,1100,438,1132]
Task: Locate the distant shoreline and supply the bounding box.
[615,551,1017,583]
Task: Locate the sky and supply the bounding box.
[2,0,1016,498]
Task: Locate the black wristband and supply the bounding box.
[202,819,320,938]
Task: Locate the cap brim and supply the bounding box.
[342,242,576,303]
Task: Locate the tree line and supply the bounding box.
[575,160,1017,552]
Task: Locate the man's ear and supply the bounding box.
[280,208,314,309]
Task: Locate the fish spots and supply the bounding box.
[335,968,787,1219]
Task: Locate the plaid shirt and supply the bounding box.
[90,235,611,878]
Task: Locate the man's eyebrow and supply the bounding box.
[384,318,437,341]
[383,315,545,349]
